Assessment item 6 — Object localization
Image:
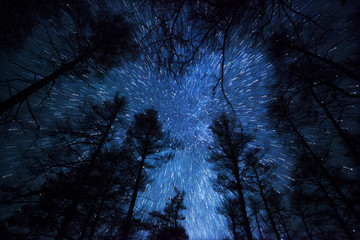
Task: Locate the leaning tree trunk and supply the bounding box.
[284,114,360,223]
[310,87,360,161]
[254,212,264,240]
[254,168,281,240]
[78,166,117,240]
[289,44,360,82]
[122,153,146,240]
[55,98,122,240]
[315,174,356,240]
[233,160,253,240]
[294,199,314,240]
[0,49,93,114]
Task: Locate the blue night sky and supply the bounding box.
[1,0,359,239]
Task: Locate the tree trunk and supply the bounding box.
[294,198,314,240]
[276,209,291,240]
[122,155,146,240]
[254,212,264,240]
[285,115,360,222]
[77,201,97,240]
[55,99,122,240]
[233,161,253,240]
[229,214,238,240]
[311,87,360,161]
[80,170,116,240]
[0,50,92,114]
[289,44,360,82]
[87,174,116,240]
[315,174,356,240]
[254,168,281,240]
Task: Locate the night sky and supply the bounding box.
[1,0,359,239]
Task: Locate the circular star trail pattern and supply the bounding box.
[0,1,301,239]
[93,27,291,239]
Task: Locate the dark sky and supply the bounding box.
[1,0,359,239]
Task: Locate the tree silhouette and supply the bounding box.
[0,95,131,239]
[265,11,360,238]
[290,153,358,240]
[148,187,189,240]
[217,196,243,240]
[0,1,359,239]
[289,179,324,240]
[122,109,173,239]
[268,25,360,163]
[268,91,360,224]
[245,149,282,240]
[208,113,253,240]
[1,149,133,239]
[0,7,134,118]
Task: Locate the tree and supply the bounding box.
[1,150,133,240]
[148,187,189,240]
[265,10,360,234]
[139,0,334,112]
[248,197,265,240]
[217,196,243,240]
[53,95,128,240]
[290,181,323,240]
[76,149,135,240]
[122,109,173,239]
[267,25,360,163]
[269,93,360,239]
[289,153,359,240]
[0,95,131,240]
[208,113,253,240]
[268,89,360,223]
[245,149,282,240]
[0,7,134,117]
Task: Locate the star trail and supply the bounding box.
[1,0,359,239]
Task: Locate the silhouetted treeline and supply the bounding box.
[193,1,359,239]
[209,112,359,240]
[0,95,187,239]
[148,187,189,240]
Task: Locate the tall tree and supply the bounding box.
[54,95,127,240]
[1,150,133,240]
[290,153,358,240]
[0,95,131,239]
[217,196,243,240]
[0,7,134,116]
[268,26,360,163]
[245,149,282,240]
[122,109,173,239]
[268,95,359,239]
[208,113,253,240]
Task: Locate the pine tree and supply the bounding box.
[208,113,253,240]
[122,109,173,239]
[0,95,131,240]
[149,187,189,240]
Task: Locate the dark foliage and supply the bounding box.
[148,187,189,240]
[208,113,254,240]
[122,109,174,239]
[0,3,135,122]
[0,95,132,239]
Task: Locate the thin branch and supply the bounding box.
[25,98,40,139]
